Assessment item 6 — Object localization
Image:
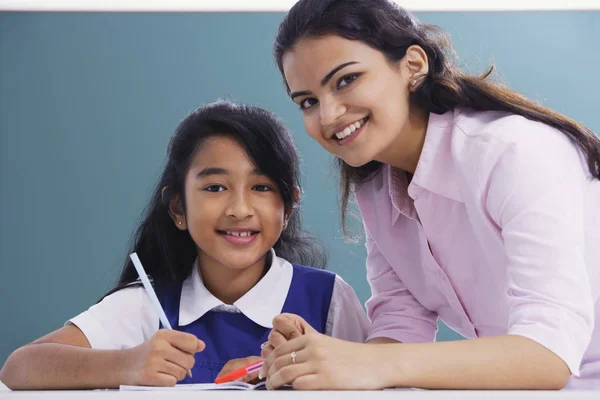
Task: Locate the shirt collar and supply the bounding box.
[178,249,293,328]
[409,109,464,203]
[387,109,463,217]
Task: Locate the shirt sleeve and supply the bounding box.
[325,275,370,342]
[484,130,595,376]
[67,285,159,350]
[363,222,438,343]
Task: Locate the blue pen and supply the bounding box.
[129,252,193,378]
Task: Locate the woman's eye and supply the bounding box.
[300,98,317,110]
[337,73,359,88]
[204,185,225,192]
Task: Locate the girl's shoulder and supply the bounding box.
[279,262,337,294]
[289,263,336,279]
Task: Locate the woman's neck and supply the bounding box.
[377,107,429,174]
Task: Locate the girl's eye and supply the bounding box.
[337,73,359,89]
[299,98,318,110]
[204,185,225,192]
[253,184,273,192]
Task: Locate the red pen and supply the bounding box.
[214,360,264,384]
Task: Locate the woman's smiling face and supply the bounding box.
[282,35,415,168]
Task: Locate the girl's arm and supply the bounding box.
[0,325,202,390]
[0,325,135,389]
[326,275,370,342]
[0,285,205,390]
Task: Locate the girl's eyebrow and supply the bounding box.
[196,167,227,178]
[196,167,265,178]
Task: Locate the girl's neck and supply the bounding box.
[197,254,268,305]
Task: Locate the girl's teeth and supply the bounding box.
[335,118,364,140]
[226,231,252,237]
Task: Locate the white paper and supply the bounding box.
[120,381,265,391]
[0,380,11,391]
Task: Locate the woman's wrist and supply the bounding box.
[365,342,411,389]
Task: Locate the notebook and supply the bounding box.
[120,381,267,391]
[0,380,10,391]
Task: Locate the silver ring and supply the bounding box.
[290,351,297,364]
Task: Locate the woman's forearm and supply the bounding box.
[377,335,570,390]
[0,343,132,390]
[367,337,399,344]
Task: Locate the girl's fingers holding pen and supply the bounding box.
[158,360,190,382]
[164,346,196,372]
[160,329,205,354]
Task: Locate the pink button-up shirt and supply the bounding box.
[356,108,600,389]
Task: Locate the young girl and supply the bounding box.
[0,100,369,390]
[259,0,600,391]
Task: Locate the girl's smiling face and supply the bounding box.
[174,135,286,276]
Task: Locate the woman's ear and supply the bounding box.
[162,186,187,230]
[403,45,429,91]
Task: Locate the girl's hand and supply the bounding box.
[124,329,204,386]
[217,356,263,384]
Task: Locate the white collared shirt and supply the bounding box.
[68,251,369,350]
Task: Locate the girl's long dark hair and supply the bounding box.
[104,100,326,298]
[274,0,600,233]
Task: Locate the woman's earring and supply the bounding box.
[178,221,182,225]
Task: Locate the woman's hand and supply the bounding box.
[259,314,390,390]
[260,313,314,360]
[216,356,263,384]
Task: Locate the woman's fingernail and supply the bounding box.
[258,369,265,380]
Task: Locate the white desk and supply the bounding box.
[0,391,597,399]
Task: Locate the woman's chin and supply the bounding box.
[340,154,377,168]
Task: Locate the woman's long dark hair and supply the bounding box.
[274,0,600,233]
[104,100,326,298]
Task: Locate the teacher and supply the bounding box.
[259,0,600,391]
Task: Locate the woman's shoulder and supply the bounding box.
[453,108,571,152]
[450,108,588,208]
[448,108,582,186]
